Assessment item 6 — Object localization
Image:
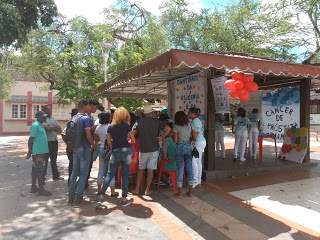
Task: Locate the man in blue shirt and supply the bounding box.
[26,111,52,196]
[68,99,95,206]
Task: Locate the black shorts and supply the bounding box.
[32,154,47,176]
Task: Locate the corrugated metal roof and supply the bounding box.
[92,49,320,99]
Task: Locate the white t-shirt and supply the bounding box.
[94,118,100,126]
[95,124,110,147]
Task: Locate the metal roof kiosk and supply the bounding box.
[93,49,320,180]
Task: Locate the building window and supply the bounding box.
[20,105,26,118]
[32,96,48,102]
[12,105,18,118]
[10,96,28,102]
[33,105,46,118]
[53,97,59,103]
[12,104,26,119]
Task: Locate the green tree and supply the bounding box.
[18,0,169,110]
[160,0,300,61]
[0,50,19,100]
[0,0,57,47]
[275,0,320,64]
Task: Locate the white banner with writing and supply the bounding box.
[211,76,230,113]
[261,104,300,141]
[168,72,207,127]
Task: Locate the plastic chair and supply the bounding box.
[158,158,186,192]
[117,138,144,189]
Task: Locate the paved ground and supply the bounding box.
[0,135,319,240]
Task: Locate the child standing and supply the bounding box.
[248,108,260,159]
[215,113,225,158]
[232,108,251,162]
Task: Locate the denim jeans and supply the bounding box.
[175,141,193,187]
[101,148,131,198]
[95,146,115,186]
[69,147,91,200]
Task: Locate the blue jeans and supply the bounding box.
[175,141,193,188]
[69,147,91,200]
[101,148,131,198]
[95,146,115,186]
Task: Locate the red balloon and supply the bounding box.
[224,80,236,89]
[243,75,254,82]
[234,80,244,89]
[245,82,258,92]
[240,93,250,102]
[231,72,244,81]
[230,88,238,98]
[238,88,249,100]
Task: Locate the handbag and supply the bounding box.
[192,147,199,158]
[105,145,112,162]
[104,138,112,162]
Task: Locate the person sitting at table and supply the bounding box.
[159,122,176,185]
[248,108,261,160]
[232,108,251,162]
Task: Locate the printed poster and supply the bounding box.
[210,76,230,113]
[168,72,207,127]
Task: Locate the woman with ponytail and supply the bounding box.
[188,107,206,188]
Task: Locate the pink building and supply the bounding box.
[0,79,75,135]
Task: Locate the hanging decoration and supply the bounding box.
[224,71,258,102]
[261,87,300,106]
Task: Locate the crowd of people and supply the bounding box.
[26,98,259,208]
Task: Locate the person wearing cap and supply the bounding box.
[42,105,63,181]
[61,108,79,185]
[26,111,52,196]
[131,105,171,196]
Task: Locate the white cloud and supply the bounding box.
[54,0,113,24]
[54,0,204,23]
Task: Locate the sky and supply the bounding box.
[54,0,228,24]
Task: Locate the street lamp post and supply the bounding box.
[100,42,112,110]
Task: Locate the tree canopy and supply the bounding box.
[1,0,320,106]
[0,0,58,48]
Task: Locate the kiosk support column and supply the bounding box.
[300,78,310,163]
[204,68,216,172]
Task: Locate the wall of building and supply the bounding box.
[0,80,75,135]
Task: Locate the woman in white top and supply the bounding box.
[94,112,117,197]
[188,107,206,188]
[232,108,251,162]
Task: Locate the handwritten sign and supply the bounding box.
[168,73,207,126]
[211,76,230,113]
[261,104,300,141]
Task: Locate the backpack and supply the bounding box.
[66,113,85,149]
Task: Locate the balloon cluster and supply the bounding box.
[262,87,300,106]
[224,72,258,102]
[281,127,308,155]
